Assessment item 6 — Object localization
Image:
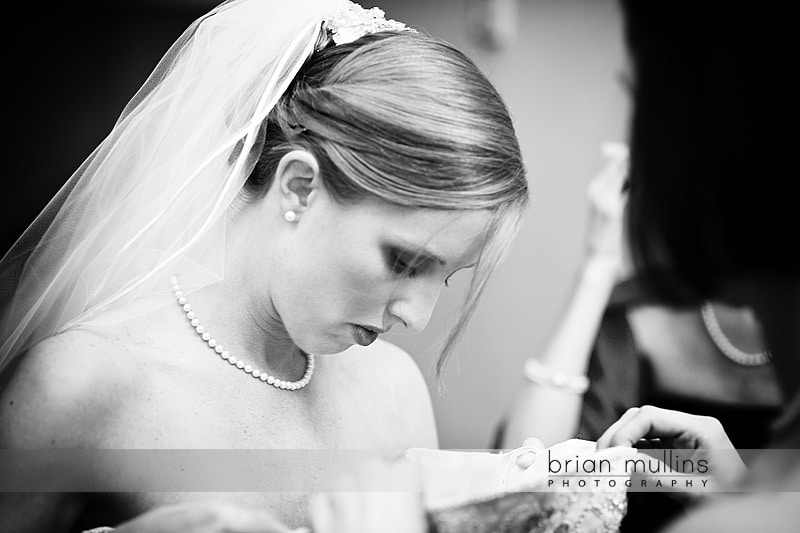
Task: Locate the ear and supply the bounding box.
[275,150,322,217]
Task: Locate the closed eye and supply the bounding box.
[387,249,421,278]
[384,244,472,287]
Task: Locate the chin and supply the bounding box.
[291,323,365,356]
[312,345,354,356]
[301,337,354,356]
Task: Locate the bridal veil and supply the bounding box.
[0,0,349,371]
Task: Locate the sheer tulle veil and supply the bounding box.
[0,0,348,372]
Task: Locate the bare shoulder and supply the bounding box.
[0,329,139,530]
[365,339,428,374]
[350,339,432,395]
[0,327,139,448]
[341,339,439,448]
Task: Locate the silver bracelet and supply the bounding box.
[523,358,590,394]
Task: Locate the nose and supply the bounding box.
[386,283,441,334]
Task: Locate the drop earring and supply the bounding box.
[284,210,298,222]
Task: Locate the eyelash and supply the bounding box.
[389,253,418,278]
[388,250,454,287]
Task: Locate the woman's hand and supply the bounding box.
[513,437,545,470]
[597,405,747,492]
[113,501,293,533]
[306,456,426,533]
[584,142,630,278]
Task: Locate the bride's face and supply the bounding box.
[272,196,491,355]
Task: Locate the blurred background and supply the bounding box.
[6,0,629,449]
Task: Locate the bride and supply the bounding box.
[0,1,528,531]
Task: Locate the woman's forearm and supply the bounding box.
[501,257,619,448]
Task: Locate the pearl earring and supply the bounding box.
[284,210,298,222]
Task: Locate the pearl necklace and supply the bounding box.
[700,302,772,367]
[171,276,315,390]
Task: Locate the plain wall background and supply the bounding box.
[5,0,629,450]
[379,0,630,449]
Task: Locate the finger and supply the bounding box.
[599,406,676,449]
[513,437,545,469]
[600,406,707,449]
[597,407,640,449]
[588,148,629,209]
[522,437,545,449]
[515,451,537,470]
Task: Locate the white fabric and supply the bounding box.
[407,440,636,533]
[0,0,347,371]
[407,439,635,509]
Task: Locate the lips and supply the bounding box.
[351,324,379,346]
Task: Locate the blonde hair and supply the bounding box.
[245,31,528,374]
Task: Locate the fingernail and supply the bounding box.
[515,451,537,470]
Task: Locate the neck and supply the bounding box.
[705,301,769,355]
[180,202,299,372]
[181,279,298,371]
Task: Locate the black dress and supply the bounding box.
[491,278,782,532]
[577,278,781,532]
